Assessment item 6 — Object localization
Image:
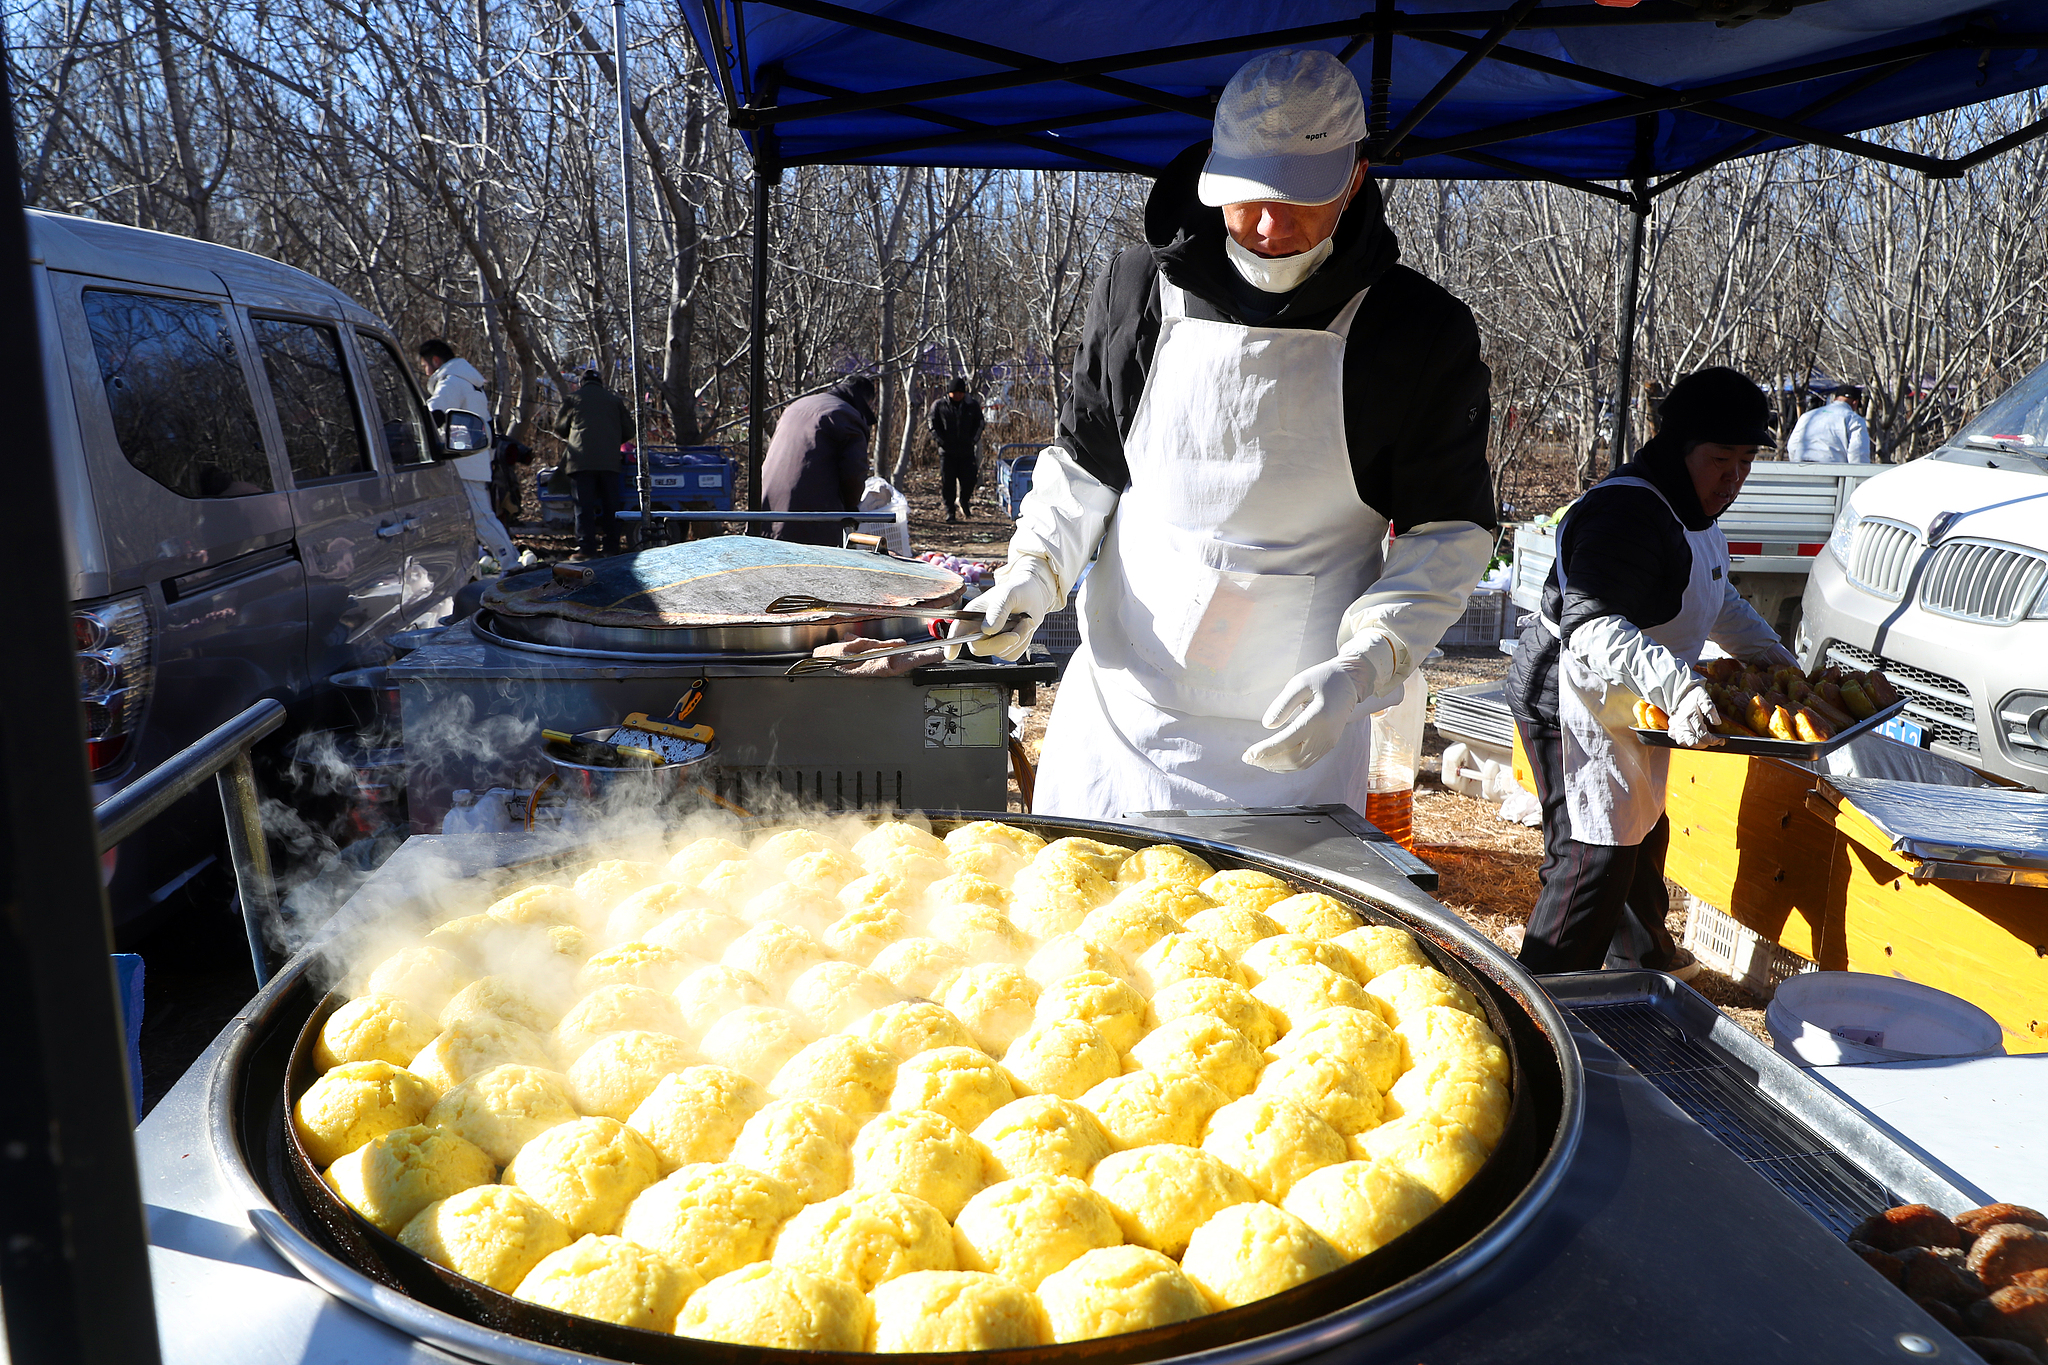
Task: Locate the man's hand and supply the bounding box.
[946,557,1061,662]
[1667,687,1727,749]
[1242,653,1384,773]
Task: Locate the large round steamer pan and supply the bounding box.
[229,813,1585,1365]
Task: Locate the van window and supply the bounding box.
[253,318,372,482]
[82,290,272,498]
[357,334,436,467]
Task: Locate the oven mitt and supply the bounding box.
[1243,650,1386,773]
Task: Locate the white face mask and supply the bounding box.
[1224,226,1335,294]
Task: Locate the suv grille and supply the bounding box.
[1847,519,1919,599]
[1824,640,1978,753]
[1919,539,2048,625]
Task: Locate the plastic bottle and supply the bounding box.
[1366,678,1427,850]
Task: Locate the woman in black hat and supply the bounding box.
[1507,366,1798,975]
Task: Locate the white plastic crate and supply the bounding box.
[1441,587,1506,647]
[1681,895,1816,998]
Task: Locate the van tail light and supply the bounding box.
[73,593,153,776]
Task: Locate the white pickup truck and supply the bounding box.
[1509,462,1884,641]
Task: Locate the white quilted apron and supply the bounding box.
[1034,279,1392,819]
[1548,476,1727,846]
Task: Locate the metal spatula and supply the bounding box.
[765,593,983,621]
[784,614,1024,676]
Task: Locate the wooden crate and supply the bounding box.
[1663,748,2048,1055]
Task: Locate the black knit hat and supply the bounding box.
[1657,366,1776,449]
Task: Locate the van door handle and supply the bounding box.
[402,518,421,533]
[376,522,405,539]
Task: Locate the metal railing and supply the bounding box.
[94,699,288,988]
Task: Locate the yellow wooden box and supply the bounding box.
[1664,749,2048,1055]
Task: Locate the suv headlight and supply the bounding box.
[1826,505,1862,568]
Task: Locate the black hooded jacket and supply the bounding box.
[1055,143,1496,536]
[1506,435,1718,728]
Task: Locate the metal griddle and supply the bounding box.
[480,540,963,655]
[135,821,1983,1365]
[268,814,1571,1365]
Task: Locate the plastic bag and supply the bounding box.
[860,477,912,558]
[1368,679,1427,793]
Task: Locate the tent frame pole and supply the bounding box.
[613,0,648,542]
[747,167,772,515]
[1608,177,1649,473]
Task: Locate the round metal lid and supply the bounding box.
[482,539,962,629]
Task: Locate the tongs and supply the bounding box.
[783,613,1024,676]
[765,593,983,622]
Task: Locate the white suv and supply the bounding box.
[1798,360,2048,789]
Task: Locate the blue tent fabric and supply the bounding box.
[680,1,2048,183]
[113,952,144,1116]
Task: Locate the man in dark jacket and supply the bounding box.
[951,49,1496,819]
[928,376,985,521]
[762,376,876,546]
[553,369,636,559]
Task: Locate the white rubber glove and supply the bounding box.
[1242,652,1386,773]
[1666,686,1726,749]
[947,554,1062,662]
[1749,640,1799,670]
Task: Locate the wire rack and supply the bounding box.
[1571,1001,1899,1238]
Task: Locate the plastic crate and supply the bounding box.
[1033,573,1087,673]
[640,445,737,511]
[996,444,1047,519]
[1441,587,1506,647]
[1681,895,1816,998]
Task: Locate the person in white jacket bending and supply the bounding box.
[952,50,1495,820]
[417,339,519,571]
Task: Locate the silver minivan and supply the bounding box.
[35,210,475,928]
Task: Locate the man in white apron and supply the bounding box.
[955,50,1496,820]
[1505,368,1797,975]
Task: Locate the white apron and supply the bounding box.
[1548,476,1728,847]
[1034,279,1395,820]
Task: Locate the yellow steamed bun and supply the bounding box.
[729,1097,854,1204]
[952,1174,1123,1290]
[869,1270,1052,1351]
[1253,1049,1385,1137]
[1115,845,1214,891]
[870,937,970,999]
[1197,870,1294,915]
[1282,1159,1441,1261]
[941,964,1041,1056]
[552,984,684,1062]
[1383,1058,1510,1149]
[408,1013,554,1096]
[1267,1005,1404,1092]
[698,1005,810,1086]
[618,1161,801,1282]
[1008,858,1116,939]
[1003,1019,1120,1100]
[1397,1005,1510,1085]
[888,1046,1016,1132]
[1364,964,1482,1027]
[1181,906,1282,957]
[1080,1070,1227,1150]
[295,1060,437,1167]
[1351,1113,1490,1203]
[626,1064,766,1172]
[771,1189,956,1291]
[567,1029,695,1122]
[1240,934,1358,985]
[1200,1094,1346,1201]
[1037,1246,1206,1342]
[670,965,769,1038]
[316,994,438,1071]
[1250,965,1376,1032]
[850,1109,990,1218]
[398,1183,571,1292]
[512,1233,700,1331]
[974,1095,1114,1182]
[426,1063,579,1165]
[1024,933,1132,988]
[1133,932,1247,995]
[1034,971,1147,1053]
[1263,892,1360,941]
[1147,977,1283,1051]
[770,1035,899,1117]
[503,1116,662,1237]
[1329,924,1433,982]
[784,962,905,1036]
[1125,1014,1261,1099]
[856,1001,979,1062]
[1088,1145,1255,1259]
[677,1263,872,1349]
[326,1123,495,1235]
[1180,1202,1344,1310]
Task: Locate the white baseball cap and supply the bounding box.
[1199,49,1369,207]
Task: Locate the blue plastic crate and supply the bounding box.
[638,445,737,512]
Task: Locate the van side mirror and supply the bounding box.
[442,411,491,454]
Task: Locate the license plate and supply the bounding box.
[697,473,723,488]
[650,474,683,488]
[1878,715,1926,747]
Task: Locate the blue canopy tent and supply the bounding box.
[673,1,2048,496]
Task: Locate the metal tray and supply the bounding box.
[1539,970,1980,1229]
[1631,697,1906,759]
